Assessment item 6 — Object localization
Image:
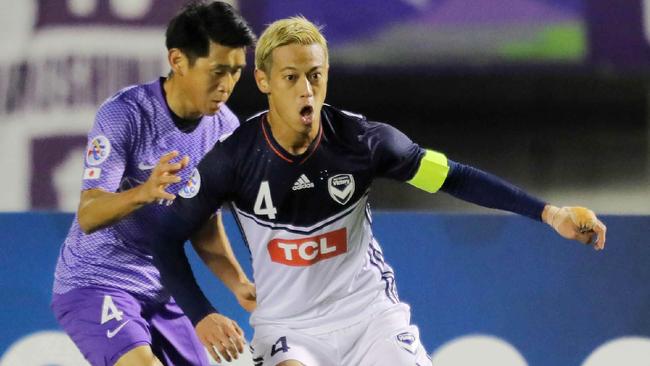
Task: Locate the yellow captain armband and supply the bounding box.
[407,149,449,193]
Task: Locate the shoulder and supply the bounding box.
[323,104,366,125]
[322,104,400,144]
[214,103,240,130]
[199,104,241,142]
[326,105,416,158]
[95,83,149,123]
[210,110,264,155]
[90,82,160,144]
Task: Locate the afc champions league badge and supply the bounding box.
[328,174,355,205]
[85,135,111,166]
[179,168,201,199]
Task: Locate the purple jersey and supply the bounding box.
[53,78,239,302]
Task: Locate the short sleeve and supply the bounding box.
[81,99,135,192]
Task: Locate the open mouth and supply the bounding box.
[300,105,314,124]
[300,105,313,116]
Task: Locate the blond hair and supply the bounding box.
[255,16,328,73]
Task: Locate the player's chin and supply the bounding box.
[205,101,224,115]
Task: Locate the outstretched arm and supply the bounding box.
[541,205,606,250]
[408,150,607,249]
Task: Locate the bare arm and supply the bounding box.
[190,212,256,312]
[78,151,189,234]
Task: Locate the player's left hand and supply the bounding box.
[234,281,257,312]
[543,205,607,250]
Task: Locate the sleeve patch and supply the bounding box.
[178,168,201,199]
[85,135,112,166]
[83,167,102,180]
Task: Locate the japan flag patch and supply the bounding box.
[83,167,101,180]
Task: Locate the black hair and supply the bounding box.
[165,1,256,65]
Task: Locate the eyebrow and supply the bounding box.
[212,64,246,70]
[279,65,323,73]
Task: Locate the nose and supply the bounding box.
[217,73,234,97]
[299,75,313,99]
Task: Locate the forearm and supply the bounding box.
[201,253,250,291]
[152,235,217,325]
[78,187,149,234]
[440,161,547,221]
[191,215,250,293]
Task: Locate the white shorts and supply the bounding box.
[250,304,432,366]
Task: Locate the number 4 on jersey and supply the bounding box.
[254,181,277,219]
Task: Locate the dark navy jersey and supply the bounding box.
[159,104,425,329]
[197,105,423,225]
[155,104,546,328]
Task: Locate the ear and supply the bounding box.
[168,48,187,76]
[254,68,270,94]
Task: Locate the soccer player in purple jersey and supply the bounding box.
[151,16,607,366]
[51,2,257,365]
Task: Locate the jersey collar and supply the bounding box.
[260,113,323,165]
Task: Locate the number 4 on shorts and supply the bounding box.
[101,295,123,324]
[271,336,290,356]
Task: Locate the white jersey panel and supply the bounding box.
[235,195,397,332]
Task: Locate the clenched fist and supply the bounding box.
[542,205,607,250]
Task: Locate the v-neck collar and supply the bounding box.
[260,113,323,165]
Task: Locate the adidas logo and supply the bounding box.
[292,174,315,191]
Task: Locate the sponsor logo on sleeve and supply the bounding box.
[85,135,111,166]
[178,168,201,199]
[267,228,348,266]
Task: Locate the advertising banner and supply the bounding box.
[0,213,648,365]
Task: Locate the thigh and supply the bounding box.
[146,300,209,366]
[350,306,432,366]
[51,286,151,366]
[251,327,337,366]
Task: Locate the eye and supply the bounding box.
[284,74,296,81]
[310,72,322,81]
[212,69,226,76]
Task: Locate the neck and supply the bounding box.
[267,110,319,155]
[163,76,202,120]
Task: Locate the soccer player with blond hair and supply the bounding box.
[152,16,606,366]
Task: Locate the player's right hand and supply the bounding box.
[139,151,190,204]
[196,313,245,363]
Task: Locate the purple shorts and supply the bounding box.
[51,286,209,366]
